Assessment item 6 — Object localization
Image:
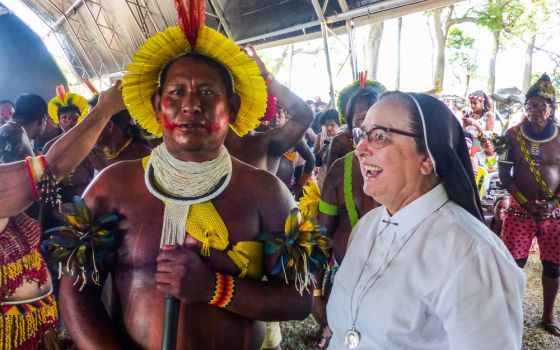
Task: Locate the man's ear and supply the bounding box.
[228,94,241,124]
[419,154,435,176]
[152,93,162,122]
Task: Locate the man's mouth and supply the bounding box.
[176,122,205,131]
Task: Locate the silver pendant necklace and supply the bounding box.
[345,211,438,349]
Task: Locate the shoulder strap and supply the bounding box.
[343,151,359,227]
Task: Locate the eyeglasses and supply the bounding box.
[353,126,421,148]
[525,102,549,111]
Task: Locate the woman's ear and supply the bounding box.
[419,154,435,176]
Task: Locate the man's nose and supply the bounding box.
[181,92,202,114]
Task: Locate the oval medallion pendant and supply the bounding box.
[344,327,361,348]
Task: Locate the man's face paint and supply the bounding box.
[204,122,221,133]
[160,96,178,130]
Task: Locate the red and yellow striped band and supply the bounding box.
[208,273,235,308]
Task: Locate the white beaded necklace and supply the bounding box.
[144,143,232,248]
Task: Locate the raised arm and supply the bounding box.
[245,46,314,155]
[0,82,124,217]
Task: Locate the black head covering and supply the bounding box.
[406,92,484,221]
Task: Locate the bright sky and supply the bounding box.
[3,0,558,102]
[260,0,559,102]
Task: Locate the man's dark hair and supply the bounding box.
[320,109,340,126]
[157,53,234,98]
[0,100,14,107]
[345,88,378,129]
[12,94,47,124]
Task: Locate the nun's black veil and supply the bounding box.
[406,93,484,221]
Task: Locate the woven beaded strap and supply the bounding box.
[514,128,557,204]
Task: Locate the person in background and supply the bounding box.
[463,90,495,156]
[499,74,560,336]
[475,134,498,174]
[485,195,510,238]
[0,99,15,125]
[313,109,340,187]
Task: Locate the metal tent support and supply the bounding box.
[311,0,336,106]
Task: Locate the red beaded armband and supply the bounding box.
[208,273,235,308]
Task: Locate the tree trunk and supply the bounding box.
[464,73,471,98]
[522,34,536,92]
[487,30,500,94]
[396,17,402,89]
[366,22,384,80]
[433,8,446,88]
[287,44,294,88]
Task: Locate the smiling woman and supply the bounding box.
[326,91,525,350]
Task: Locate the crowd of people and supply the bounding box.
[1,1,559,349]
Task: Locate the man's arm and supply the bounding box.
[245,46,314,155]
[59,167,122,349]
[292,140,315,197]
[326,137,345,170]
[0,82,124,217]
[156,173,313,321]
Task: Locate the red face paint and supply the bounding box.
[204,122,221,133]
[159,96,178,130]
[160,112,178,130]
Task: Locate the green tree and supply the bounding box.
[447,28,478,97]
[475,0,524,93]
[519,0,560,91]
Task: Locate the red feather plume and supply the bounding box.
[56,84,66,103]
[358,71,367,89]
[261,90,278,123]
[82,78,99,96]
[175,0,206,49]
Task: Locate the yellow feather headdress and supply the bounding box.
[122,0,266,138]
[47,84,89,125]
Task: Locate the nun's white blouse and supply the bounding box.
[327,184,525,350]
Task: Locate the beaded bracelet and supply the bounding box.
[264,72,274,87]
[208,273,235,308]
[25,156,46,202]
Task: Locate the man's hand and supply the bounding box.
[155,243,214,304]
[95,81,126,117]
[243,45,268,78]
[522,199,558,220]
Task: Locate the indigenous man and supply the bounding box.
[0,82,125,218]
[0,99,14,124]
[59,3,312,349]
[87,95,152,171]
[311,107,380,349]
[325,77,385,170]
[0,94,47,162]
[43,87,94,199]
[499,74,560,336]
[224,47,313,176]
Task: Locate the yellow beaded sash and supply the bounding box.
[142,156,263,279]
[514,128,557,202]
[0,294,58,350]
